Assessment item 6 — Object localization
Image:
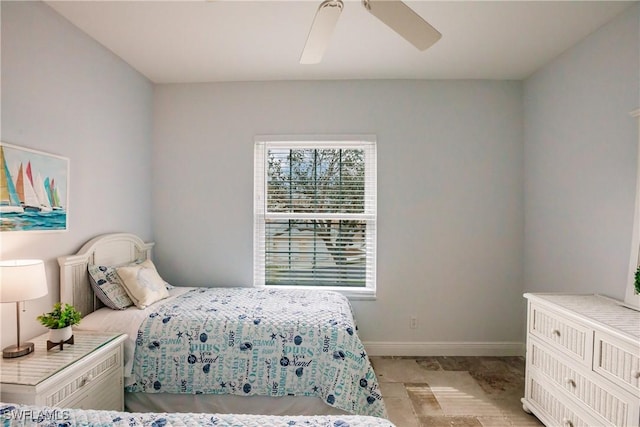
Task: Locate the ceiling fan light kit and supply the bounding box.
[300,0,441,65]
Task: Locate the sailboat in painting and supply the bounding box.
[15,163,41,211]
[49,178,63,210]
[34,172,52,212]
[0,145,24,213]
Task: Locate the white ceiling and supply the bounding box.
[46,1,636,84]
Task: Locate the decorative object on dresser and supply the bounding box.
[37,302,81,351]
[0,259,48,358]
[522,293,640,427]
[0,331,127,411]
[624,108,640,310]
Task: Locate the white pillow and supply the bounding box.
[116,259,169,309]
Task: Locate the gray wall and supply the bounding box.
[523,4,639,298]
[0,2,154,348]
[153,80,525,345]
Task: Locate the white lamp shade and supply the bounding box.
[0,259,48,302]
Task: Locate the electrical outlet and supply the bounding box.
[409,316,418,329]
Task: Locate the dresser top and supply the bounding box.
[524,293,640,340]
[0,331,124,386]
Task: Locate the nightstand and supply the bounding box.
[1,331,126,410]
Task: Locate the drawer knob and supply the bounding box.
[632,370,640,379]
[80,374,94,387]
[565,378,576,388]
[551,328,561,337]
[562,417,574,427]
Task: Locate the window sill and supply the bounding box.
[256,285,376,301]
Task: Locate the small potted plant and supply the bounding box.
[635,265,640,295]
[37,302,81,343]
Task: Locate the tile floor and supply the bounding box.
[370,356,545,427]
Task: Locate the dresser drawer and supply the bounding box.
[529,303,592,366]
[527,373,603,427]
[529,337,632,426]
[594,331,640,396]
[44,345,121,408]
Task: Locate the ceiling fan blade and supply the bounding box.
[363,0,441,51]
[300,0,344,65]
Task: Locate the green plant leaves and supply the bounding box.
[37,302,81,329]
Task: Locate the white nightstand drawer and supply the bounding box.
[529,338,631,426]
[594,331,640,396]
[45,345,121,407]
[63,367,123,410]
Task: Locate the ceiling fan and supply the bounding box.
[300,0,442,64]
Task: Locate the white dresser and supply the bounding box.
[522,293,640,427]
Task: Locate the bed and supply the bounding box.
[57,233,386,418]
[0,402,396,426]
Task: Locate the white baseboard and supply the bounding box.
[363,341,525,357]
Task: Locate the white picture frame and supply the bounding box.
[624,109,640,310]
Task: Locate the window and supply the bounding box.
[254,136,376,298]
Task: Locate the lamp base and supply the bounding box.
[2,342,35,358]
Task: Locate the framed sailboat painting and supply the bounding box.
[0,142,69,232]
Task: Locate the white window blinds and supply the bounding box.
[254,137,376,294]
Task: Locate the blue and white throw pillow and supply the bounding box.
[88,263,136,310]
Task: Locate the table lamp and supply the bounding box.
[1,259,48,358]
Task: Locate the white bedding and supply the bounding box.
[75,287,192,383]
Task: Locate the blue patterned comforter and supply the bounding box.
[125,288,386,418]
[0,402,396,426]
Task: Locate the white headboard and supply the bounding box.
[57,233,155,317]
